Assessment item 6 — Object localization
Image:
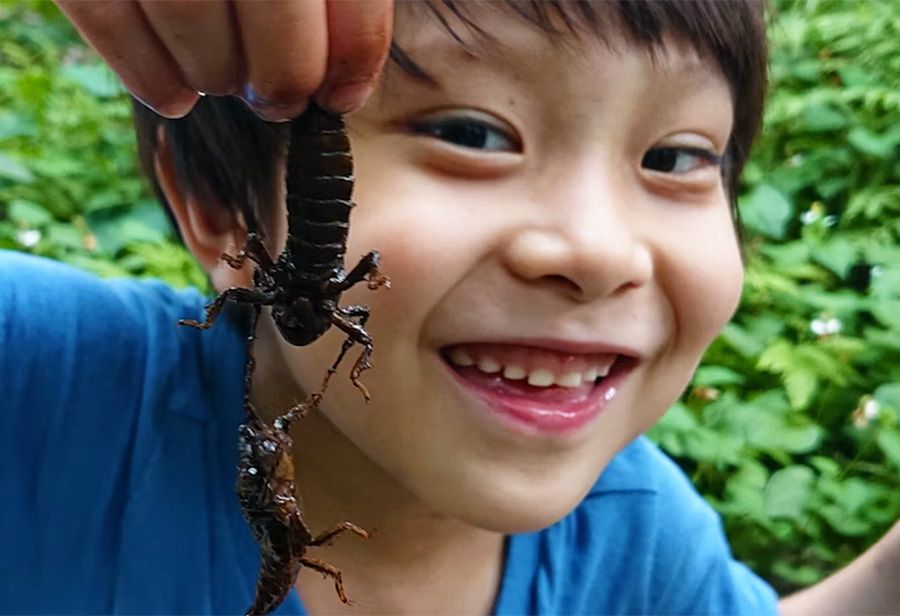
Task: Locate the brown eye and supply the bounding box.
[642,147,721,174]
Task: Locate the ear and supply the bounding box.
[153,128,253,291]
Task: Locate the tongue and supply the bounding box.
[454,366,596,404]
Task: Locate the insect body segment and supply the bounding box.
[179,103,388,397]
[237,408,368,616]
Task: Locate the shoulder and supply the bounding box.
[524,436,779,614]
[0,251,249,611]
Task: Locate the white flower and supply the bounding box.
[16,229,41,247]
[800,209,821,225]
[863,398,881,421]
[871,265,884,278]
[811,316,842,336]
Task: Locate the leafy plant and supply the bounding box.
[650,0,900,592]
[0,0,207,290]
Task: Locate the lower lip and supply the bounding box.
[445,357,636,435]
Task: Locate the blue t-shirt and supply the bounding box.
[0,251,779,615]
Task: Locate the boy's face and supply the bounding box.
[259,8,742,532]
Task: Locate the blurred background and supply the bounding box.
[1,0,898,594]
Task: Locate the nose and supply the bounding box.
[500,169,653,302]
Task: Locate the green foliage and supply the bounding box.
[2,0,898,597]
[650,0,900,592]
[0,1,207,290]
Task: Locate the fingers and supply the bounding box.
[317,0,393,114]
[56,0,394,121]
[138,0,242,97]
[234,0,329,121]
[55,0,199,118]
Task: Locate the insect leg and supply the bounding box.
[242,304,263,418]
[298,556,352,605]
[220,233,276,272]
[178,287,275,331]
[308,521,370,546]
[325,250,390,294]
[330,307,373,401]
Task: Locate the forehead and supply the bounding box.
[386,3,730,105]
[389,2,729,94]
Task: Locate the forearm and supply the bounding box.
[779,520,900,615]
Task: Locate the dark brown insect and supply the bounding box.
[235,333,369,615]
[178,104,387,615]
[179,103,389,399]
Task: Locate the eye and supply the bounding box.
[410,113,519,153]
[641,147,722,174]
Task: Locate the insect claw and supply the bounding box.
[352,378,371,403]
[367,273,391,290]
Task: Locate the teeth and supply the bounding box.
[477,357,502,373]
[449,349,475,367]
[527,369,555,387]
[556,372,583,388]
[448,349,618,387]
[503,365,527,380]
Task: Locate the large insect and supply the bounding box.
[235,332,369,616]
[178,104,387,615]
[179,103,389,399]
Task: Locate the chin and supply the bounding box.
[417,462,602,535]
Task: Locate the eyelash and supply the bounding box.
[410,116,518,152]
[411,116,722,176]
[641,147,722,175]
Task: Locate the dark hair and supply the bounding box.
[133,0,767,241]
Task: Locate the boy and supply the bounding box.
[3,1,899,614]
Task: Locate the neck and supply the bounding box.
[292,411,505,616]
[249,319,506,615]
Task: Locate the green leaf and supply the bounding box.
[810,237,859,279]
[874,383,900,412]
[766,465,815,519]
[8,199,53,226]
[60,63,123,98]
[739,184,794,239]
[693,366,746,387]
[800,104,848,132]
[848,126,898,158]
[877,429,900,470]
[0,152,34,182]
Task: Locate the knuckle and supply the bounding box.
[333,27,391,78]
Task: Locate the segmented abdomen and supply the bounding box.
[285,105,354,282]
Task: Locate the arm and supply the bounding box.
[779,520,900,615]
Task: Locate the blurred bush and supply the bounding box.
[649,0,900,593]
[1,0,898,595]
[0,0,206,289]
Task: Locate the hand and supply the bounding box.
[55,0,393,120]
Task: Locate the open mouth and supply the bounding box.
[440,343,638,433]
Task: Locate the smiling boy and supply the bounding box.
[2,1,900,614]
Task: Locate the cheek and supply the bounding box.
[663,215,744,359]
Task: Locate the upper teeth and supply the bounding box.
[448,349,611,388]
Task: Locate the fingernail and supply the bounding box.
[133,88,198,119]
[239,84,306,123]
[323,82,374,115]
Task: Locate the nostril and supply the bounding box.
[539,274,581,296]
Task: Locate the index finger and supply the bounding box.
[318,0,393,114]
